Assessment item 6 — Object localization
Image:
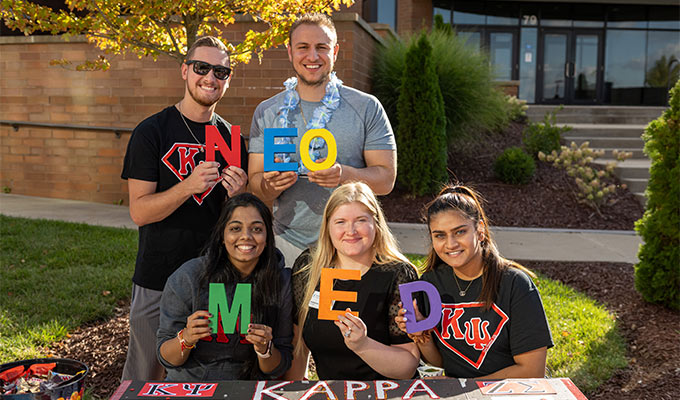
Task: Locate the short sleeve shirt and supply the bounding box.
[421,265,554,378]
[249,86,395,249]
[121,106,248,290]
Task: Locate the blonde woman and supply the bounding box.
[284,182,419,380]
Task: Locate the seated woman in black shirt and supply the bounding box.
[396,185,553,378]
[285,182,419,380]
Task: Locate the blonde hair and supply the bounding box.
[294,182,411,356]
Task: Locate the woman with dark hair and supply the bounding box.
[157,193,293,380]
[396,185,553,379]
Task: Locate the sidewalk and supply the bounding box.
[0,194,642,263]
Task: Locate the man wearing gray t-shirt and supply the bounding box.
[248,13,397,266]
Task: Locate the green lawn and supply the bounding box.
[0,217,625,394]
[0,215,136,361]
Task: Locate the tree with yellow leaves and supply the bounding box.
[1,0,354,70]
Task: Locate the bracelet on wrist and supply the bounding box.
[255,340,272,359]
[178,328,196,357]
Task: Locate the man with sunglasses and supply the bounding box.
[248,13,397,268]
[121,36,248,381]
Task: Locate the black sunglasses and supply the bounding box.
[185,60,232,80]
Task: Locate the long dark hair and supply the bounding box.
[424,185,535,310]
[200,193,281,378]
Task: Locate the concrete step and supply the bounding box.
[564,124,645,138]
[592,159,650,207]
[532,114,657,124]
[615,165,650,180]
[562,136,644,149]
[601,159,651,180]
[620,177,648,193]
[527,105,665,125]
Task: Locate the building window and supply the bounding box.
[363,0,397,31]
[435,1,679,105]
[453,2,486,25]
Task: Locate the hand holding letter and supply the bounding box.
[184,161,221,194]
[221,165,248,197]
[308,162,342,188]
[396,300,431,344]
[184,310,213,346]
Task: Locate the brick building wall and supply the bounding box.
[397,0,432,35]
[0,13,385,205]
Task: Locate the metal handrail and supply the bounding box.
[0,120,133,138]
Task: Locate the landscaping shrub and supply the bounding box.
[372,29,509,145]
[494,146,535,184]
[506,95,528,122]
[539,142,632,212]
[523,107,571,158]
[634,80,680,310]
[395,33,448,196]
[433,13,452,36]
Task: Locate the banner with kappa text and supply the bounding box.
[111,378,588,400]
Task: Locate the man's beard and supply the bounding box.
[187,81,224,107]
[293,64,331,87]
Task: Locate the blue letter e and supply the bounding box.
[264,128,297,172]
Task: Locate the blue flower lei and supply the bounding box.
[275,72,342,174]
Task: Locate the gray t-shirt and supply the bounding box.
[249,85,396,249]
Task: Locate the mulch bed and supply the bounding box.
[379,122,644,230]
[50,300,129,399]
[48,120,674,398]
[524,261,680,400]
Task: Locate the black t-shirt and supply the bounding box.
[421,264,553,378]
[292,251,417,380]
[121,106,248,291]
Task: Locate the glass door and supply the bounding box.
[537,29,603,103]
[572,32,601,103]
[540,31,569,102]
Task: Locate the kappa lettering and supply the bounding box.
[402,380,440,400]
[464,318,492,350]
[161,142,215,205]
[345,381,369,400]
[138,383,218,397]
[375,381,399,399]
[299,381,337,400]
[440,308,465,340]
[252,381,293,400]
[435,303,509,369]
[178,146,201,175]
[142,383,175,396]
[182,383,216,396]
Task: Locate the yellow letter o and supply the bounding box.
[299,128,337,171]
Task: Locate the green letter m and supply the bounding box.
[209,283,252,334]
